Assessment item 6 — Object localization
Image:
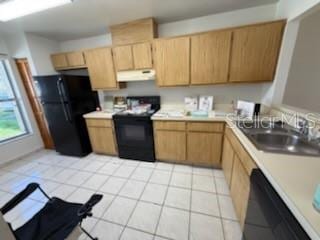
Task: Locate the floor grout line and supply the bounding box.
[0,151,240,240]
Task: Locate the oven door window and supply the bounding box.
[122,124,146,142]
[115,120,153,147]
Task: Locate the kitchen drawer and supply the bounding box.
[86,119,112,128]
[187,122,224,132]
[154,121,186,131]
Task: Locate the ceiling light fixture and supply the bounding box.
[0,0,73,22]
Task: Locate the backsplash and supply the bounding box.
[98,80,269,110]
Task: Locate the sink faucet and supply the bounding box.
[297,117,309,137]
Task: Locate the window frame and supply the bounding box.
[0,59,30,144]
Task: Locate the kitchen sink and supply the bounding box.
[236,121,320,156]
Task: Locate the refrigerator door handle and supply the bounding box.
[57,79,70,122]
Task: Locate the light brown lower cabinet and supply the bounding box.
[230,154,250,229]
[154,130,187,163]
[154,121,224,166]
[221,136,235,185]
[86,119,117,155]
[221,125,258,230]
[187,132,223,167]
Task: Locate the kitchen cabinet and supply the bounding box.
[66,52,86,67]
[86,119,117,155]
[113,42,153,71]
[222,125,258,229]
[154,121,224,166]
[154,130,187,163]
[85,47,119,90]
[187,122,224,167]
[110,18,157,45]
[51,53,68,69]
[230,154,250,229]
[187,132,223,167]
[132,42,153,69]
[154,121,186,163]
[51,51,86,70]
[221,136,235,185]
[153,37,190,87]
[191,31,232,85]
[229,21,285,83]
[113,45,134,71]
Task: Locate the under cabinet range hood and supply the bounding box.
[116,69,155,82]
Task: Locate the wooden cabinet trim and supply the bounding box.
[187,122,224,133]
[86,119,112,128]
[154,121,186,131]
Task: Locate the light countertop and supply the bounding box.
[83,111,115,119]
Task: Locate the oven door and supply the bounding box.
[113,117,154,148]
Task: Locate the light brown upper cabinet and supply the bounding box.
[51,51,86,70]
[191,31,232,85]
[66,52,86,67]
[113,45,134,71]
[113,42,153,71]
[153,37,190,87]
[51,53,68,69]
[85,47,118,90]
[229,21,285,83]
[132,42,153,69]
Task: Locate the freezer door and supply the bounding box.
[62,75,98,101]
[33,75,62,103]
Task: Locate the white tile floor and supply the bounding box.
[0,150,242,240]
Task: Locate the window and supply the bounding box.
[0,59,29,143]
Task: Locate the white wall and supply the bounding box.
[282,11,320,113]
[158,4,278,37]
[0,37,7,54]
[0,37,43,164]
[276,0,320,20]
[25,33,60,76]
[60,34,112,52]
[266,0,320,106]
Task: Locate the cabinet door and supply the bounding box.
[187,132,223,167]
[66,51,86,67]
[230,155,250,229]
[155,130,186,162]
[191,31,231,85]
[133,42,153,69]
[51,53,68,69]
[85,48,118,90]
[87,127,117,155]
[153,37,190,86]
[113,45,134,71]
[221,136,235,186]
[229,21,284,82]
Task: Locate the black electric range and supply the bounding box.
[112,96,160,162]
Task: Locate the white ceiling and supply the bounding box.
[0,0,278,41]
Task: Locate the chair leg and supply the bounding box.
[79,225,98,240]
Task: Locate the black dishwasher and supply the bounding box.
[243,169,310,240]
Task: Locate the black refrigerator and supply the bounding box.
[34,74,99,157]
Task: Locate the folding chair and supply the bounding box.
[0,183,102,240]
